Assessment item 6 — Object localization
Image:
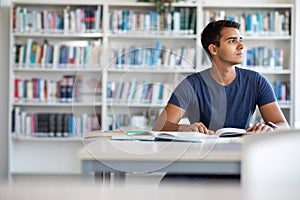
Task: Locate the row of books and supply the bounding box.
[107,114,148,130]
[12,108,101,137]
[245,47,284,68]
[109,7,196,34]
[14,75,103,103]
[107,114,132,130]
[205,10,291,36]
[14,75,75,103]
[13,5,102,33]
[110,41,195,69]
[107,80,173,105]
[13,39,103,69]
[273,81,290,102]
[107,110,160,130]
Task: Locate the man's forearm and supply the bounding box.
[275,121,290,130]
[152,120,190,131]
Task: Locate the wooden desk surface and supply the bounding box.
[79,137,242,162]
[79,137,242,179]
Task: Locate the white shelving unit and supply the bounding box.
[101,1,200,130]
[8,0,105,178]
[8,0,295,178]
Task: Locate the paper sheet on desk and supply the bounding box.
[84,130,125,139]
[110,131,218,142]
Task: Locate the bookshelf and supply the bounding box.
[8,0,295,177]
[102,1,200,130]
[8,0,105,177]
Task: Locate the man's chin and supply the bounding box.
[234,60,243,65]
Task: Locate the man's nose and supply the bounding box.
[238,41,244,49]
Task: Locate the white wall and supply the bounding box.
[293,0,300,127]
[0,3,9,181]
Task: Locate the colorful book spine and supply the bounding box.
[110,40,195,69]
[13,39,103,69]
[245,46,284,68]
[12,111,101,137]
[13,5,103,34]
[108,7,196,34]
[106,80,173,105]
[13,75,82,103]
[204,9,291,36]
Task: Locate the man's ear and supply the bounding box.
[208,44,217,56]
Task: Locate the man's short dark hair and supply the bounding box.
[201,20,240,58]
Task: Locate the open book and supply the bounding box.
[215,128,248,137]
[110,131,216,142]
[84,130,125,139]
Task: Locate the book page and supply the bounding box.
[215,128,246,137]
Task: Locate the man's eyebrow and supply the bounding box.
[225,36,243,40]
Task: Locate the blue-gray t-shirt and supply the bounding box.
[168,67,276,131]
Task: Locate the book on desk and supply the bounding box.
[215,127,249,137]
[110,131,218,142]
[84,127,249,141]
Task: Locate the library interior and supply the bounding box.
[0,0,299,199]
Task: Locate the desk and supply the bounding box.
[78,138,242,183]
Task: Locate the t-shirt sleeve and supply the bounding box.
[256,74,277,107]
[168,78,195,110]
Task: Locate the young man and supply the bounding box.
[152,20,289,134]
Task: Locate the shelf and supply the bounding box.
[108,2,197,7]
[13,67,103,73]
[202,3,293,8]
[11,0,103,6]
[13,32,103,38]
[10,170,81,175]
[13,101,102,106]
[108,2,155,7]
[11,134,84,142]
[108,67,196,73]
[244,35,291,40]
[107,102,166,108]
[242,67,291,74]
[108,32,197,39]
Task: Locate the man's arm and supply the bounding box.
[247,102,290,132]
[152,103,214,134]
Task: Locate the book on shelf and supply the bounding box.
[14,75,76,103]
[110,131,216,142]
[273,81,290,102]
[245,46,284,68]
[107,80,171,104]
[110,42,195,69]
[12,107,101,138]
[13,39,103,69]
[13,5,102,34]
[109,7,196,34]
[204,9,290,36]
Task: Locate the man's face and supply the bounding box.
[214,27,244,66]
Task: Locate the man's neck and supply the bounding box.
[210,64,236,86]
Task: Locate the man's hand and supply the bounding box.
[179,122,214,135]
[246,123,275,133]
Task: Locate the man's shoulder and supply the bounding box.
[236,67,261,77]
[187,68,209,78]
